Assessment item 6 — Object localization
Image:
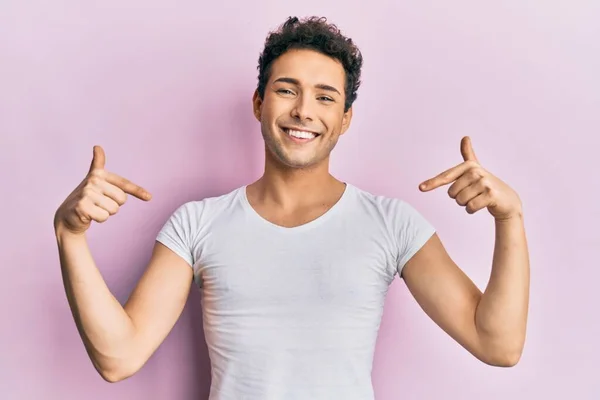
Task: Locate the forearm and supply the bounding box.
[475,213,530,365]
[56,227,138,379]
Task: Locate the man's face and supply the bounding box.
[253,48,353,169]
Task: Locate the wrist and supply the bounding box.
[494,208,523,223]
[54,222,86,244]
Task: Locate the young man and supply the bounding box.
[54,16,530,399]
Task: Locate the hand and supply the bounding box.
[418,136,522,220]
[54,146,152,236]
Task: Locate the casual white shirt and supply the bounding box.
[156,183,436,399]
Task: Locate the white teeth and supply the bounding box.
[286,129,316,139]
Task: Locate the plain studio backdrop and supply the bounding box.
[1,1,598,399]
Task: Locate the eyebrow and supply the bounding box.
[273,77,342,96]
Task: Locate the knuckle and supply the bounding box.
[109,203,120,215]
[74,200,86,213]
[468,169,480,179]
[74,207,88,222]
[89,169,105,179]
[97,210,110,222]
[81,187,94,198]
[466,200,475,212]
[117,191,128,205]
[88,175,101,185]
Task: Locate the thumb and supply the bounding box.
[460,136,479,163]
[89,145,106,173]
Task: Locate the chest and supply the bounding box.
[194,223,398,316]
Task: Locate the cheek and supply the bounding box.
[263,103,288,126]
[324,111,346,133]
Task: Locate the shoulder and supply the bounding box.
[349,184,436,273]
[348,183,435,242]
[348,183,424,221]
[164,186,244,226]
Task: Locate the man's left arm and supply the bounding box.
[401,136,530,367]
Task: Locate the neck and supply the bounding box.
[250,153,344,209]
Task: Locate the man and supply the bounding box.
[54,16,530,399]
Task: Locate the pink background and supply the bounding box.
[1,1,599,399]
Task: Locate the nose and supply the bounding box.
[290,94,314,122]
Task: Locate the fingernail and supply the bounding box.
[420,183,427,190]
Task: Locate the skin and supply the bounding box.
[253,49,351,170]
[54,47,529,383]
[246,48,353,225]
[406,137,529,366]
[54,148,193,382]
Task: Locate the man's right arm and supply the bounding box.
[57,229,193,382]
[54,145,194,382]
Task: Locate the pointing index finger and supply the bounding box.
[105,172,152,201]
[419,162,473,191]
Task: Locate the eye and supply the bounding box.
[277,89,295,95]
[318,96,334,102]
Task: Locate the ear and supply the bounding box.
[252,89,263,121]
[339,106,353,135]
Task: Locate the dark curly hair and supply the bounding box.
[257,16,363,113]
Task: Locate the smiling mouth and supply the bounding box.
[281,127,320,141]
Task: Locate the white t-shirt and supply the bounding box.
[156,183,436,400]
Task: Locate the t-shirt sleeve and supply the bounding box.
[395,200,436,276]
[155,202,199,268]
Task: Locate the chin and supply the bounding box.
[265,146,316,168]
[279,152,329,169]
[286,160,319,169]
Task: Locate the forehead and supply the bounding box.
[268,49,345,90]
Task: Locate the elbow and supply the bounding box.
[98,367,135,383]
[81,330,143,382]
[481,344,524,368]
[92,357,141,383]
[487,350,522,368]
[98,370,125,383]
[475,324,526,367]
